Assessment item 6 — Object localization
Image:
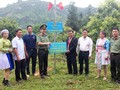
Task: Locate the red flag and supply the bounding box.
[48,2,53,11]
[58,2,63,10]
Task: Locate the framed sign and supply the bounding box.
[49,42,66,54]
[47,22,63,33]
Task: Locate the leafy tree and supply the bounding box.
[33,24,41,34]
[66,2,80,32]
[86,0,120,42]
[0,18,19,40]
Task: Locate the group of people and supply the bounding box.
[0,24,120,86]
[66,29,93,76]
[65,27,120,84]
[0,24,50,86]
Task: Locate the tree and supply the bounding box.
[0,18,19,40]
[66,2,80,32]
[85,0,120,42]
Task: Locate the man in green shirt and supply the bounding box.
[110,27,120,83]
[37,24,50,79]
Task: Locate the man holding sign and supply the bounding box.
[37,24,50,79]
[65,30,78,75]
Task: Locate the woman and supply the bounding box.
[0,29,14,86]
[95,31,110,80]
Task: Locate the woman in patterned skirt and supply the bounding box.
[95,31,110,80]
[0,29,14,86]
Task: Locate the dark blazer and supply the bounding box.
[66,37,78,56]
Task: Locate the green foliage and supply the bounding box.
[0,0,96,30]
[33,24,41,34]
[0,0,67,29]
[66,2,97,34]
[86,0,120,42]
[78,5,97,29]
[0,18,19,40]
[66,2,80,32]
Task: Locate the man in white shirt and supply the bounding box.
[77,29,93,76]
[12,29,27,82]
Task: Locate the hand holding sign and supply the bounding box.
[47,42,51,45]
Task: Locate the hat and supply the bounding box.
[40,24,47,30]
[0,29,9,35]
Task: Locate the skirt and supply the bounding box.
[95,50,110,69]
[0,52,14,70]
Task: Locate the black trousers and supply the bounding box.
[110,53,120,81]
[79,51,89,75]
[38,49,48,77]
[66,54,78,74]
[26,49,37,75]
[15,59,27,81]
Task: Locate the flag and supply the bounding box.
[48,2,53,11]
[58,2,63,10]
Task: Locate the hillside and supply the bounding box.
[0,0,97,28]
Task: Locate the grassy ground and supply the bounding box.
[0,54,120,90]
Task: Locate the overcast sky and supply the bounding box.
[0,0,108,8]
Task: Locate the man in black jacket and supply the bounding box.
[65,30,78,75]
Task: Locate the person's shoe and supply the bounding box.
[27,74,30,79]
[85,74,88,76]
[95,76,100,79]
[2,78,5,83]
[103,77,107,80]
[115,80,120,84]
[79,72,83,75]
[41,76,45,79]
[85,74,89,79]
[44,74,50,77]
[69,73,72,74]
[4,80,10,86]
[16,80,22,83]
[103,77,107,81]
[111,78,116,82]
[23,78,27,81]
[73,73,78,76]
[34,73,38,76]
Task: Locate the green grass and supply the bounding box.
[0,54,120,90]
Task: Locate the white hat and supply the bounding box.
[0,29,9,35]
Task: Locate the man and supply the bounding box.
[110,27,120,83]
[23,25,37,77]
[12,29,27,82]
[77,29,93,76]
[37,24,50,79]
[65,30,78,75]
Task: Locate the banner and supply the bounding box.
[49,42,66,54]
[58,2,63,10]
[48,2,53,11]
[47,22,63,33]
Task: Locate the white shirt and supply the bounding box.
[12,36,25,60]
[77,36,93,57]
